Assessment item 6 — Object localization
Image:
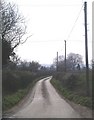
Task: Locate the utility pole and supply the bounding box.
[84,2,89,96]
[56,52,58,72]
[64,40,66,72]
[0,2,2,119]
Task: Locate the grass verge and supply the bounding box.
[50,78,92,109]
[3,89,27,111]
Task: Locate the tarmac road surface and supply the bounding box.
[8,76,82,118]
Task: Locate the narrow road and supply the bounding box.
[8,76,82,118]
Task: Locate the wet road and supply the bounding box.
[9,76,81,118]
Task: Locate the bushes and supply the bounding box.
[2,70,36,95]
[53,72,78,90]
[63,74,80,91]
[3,70,20,94]
[2,70,45,111]
[50,78,92,108]
[2,69,47,111]
[53,72,90,96]
[16,71,36,89]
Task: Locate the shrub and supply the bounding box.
[51,78,92,109]
[2,70,21,94]
[2,70,36,95]
[64,74,79,90]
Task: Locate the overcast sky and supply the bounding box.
[7,0,92,65]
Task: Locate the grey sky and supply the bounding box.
[7,0,92,65]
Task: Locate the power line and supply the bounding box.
[27,39,92,43]
[24,39,92,44]
[30,3,83,7]
[67,4,84,40]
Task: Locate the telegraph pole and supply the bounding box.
[84,2,89,96]
[57,52,58,72]
[64,40,66,72]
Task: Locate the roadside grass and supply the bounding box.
[3,89,27,111]
[50,78,92,109]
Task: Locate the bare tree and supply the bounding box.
[66,53,83,70]
[2,2,26,48]
[92,59,94,70]
[53,55,65,72]
[52,53,83,72]
[1,1,27,65]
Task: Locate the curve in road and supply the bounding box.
[8,76,82,118]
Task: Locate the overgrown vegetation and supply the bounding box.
[3,70,36,95]
[2,69,46,111]
[51,71,92,109]
[3,89,27,111]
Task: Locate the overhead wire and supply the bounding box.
[28,39,92,43]
[67,4,84,41]
[28,3,83,7]
[19,3,90,45]
[29,3,85,44]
